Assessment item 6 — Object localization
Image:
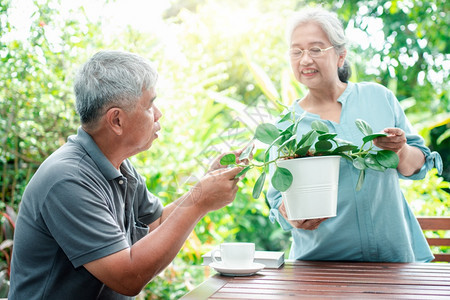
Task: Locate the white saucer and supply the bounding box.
[209,262,265,276]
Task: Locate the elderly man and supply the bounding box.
[9,50,243,299]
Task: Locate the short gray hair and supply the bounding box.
[74,50,158,125]
[286,7,351,82]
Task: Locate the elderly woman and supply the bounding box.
[267,7,442,262]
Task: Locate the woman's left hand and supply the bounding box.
[373,128,407,154]
[279,201,328,230]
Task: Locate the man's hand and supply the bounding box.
[279,201,328,230]
[190,166,243,213]
[208,144,254,173]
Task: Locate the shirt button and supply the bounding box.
[118,180,124,185]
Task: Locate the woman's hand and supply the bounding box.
[279,201,328,230]
[373,128,407,154]
[374,128,425,176]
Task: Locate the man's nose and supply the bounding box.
[154,105,162,121]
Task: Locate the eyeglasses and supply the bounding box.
[289,46,334,59]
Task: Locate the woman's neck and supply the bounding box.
[298,82,347,123]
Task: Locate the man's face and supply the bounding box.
[124,87,162,154]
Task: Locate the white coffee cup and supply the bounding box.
[211,242,255,268]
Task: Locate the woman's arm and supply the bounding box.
[374,127,425,176]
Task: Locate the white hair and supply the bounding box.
[286,7,351,82]
[74,50,158,125]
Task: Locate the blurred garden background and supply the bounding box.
[0,0,449,298]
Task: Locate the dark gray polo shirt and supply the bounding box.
[9,127,163,300]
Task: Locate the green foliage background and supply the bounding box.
[0,0,449,298]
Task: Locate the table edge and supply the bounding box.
[179,276,228,300]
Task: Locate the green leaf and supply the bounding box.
[262,135,284,153]
[252,172,266,198]
[295,145,310,156]
[333,145,358,153]
[376,150,399,168]
[220,153,236,166]
[271,166,293,192]
[356,169,365,191]
[362,133,388,143]
[314,140,332,152]
[239,144,253,161]
[311,120,329,133]
[297,130,318,148]
[364,154,387,171]
[337,153,353,162]
[352,157,367,170]
[279,135,297,150]
[253,149,266,163]
[254,123,280,144]
[292,111,306,133]
[437,128,450,145]
[235,166,251,179]
[334,138,354,145]
[264,150,271,163]
[277,111,293,124]
[355,119,373,136]
[318,133,338,141]
[280,123,295,137]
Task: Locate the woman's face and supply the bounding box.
[289,22,346,89]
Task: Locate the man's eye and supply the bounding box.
[309,48,321,54]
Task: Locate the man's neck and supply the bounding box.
[83,125,125,170]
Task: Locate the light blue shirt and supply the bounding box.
[267,81,443,262]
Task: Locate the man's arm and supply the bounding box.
[147,191,198,231]
[148,145,252,231]
[84,166,242,296]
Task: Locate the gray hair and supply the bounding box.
[74,50,158,125]
[286,7,351,82]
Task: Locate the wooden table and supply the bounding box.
[181,260,450,299]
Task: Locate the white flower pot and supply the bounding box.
[278,155,340,220]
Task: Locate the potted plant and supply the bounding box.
[220,107,399,219]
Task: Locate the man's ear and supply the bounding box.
[105,108,124,135]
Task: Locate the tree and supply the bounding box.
[0,0,101,294]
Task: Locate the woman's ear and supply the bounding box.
[338,49,347,68]
[105,107,124,135]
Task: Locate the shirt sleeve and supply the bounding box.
[41,177,130,268]
[385,89,443,180]
[136,174,164,225]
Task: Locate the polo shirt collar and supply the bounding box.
[72,127,122,181]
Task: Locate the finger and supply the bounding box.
[216,166,244,180]
[279,202,289,219]
[383,128,404,136]
[292,221,304,228]
[301,218,327,230]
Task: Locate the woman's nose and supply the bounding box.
[299,52,313,65]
